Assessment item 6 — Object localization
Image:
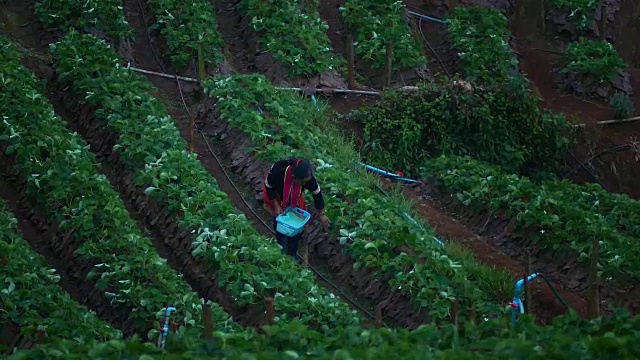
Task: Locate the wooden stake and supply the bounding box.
[203,303,214,339]
[198,42,206,81]
[525,251,532,315]
[540,1,546,34]
[586,238,601,319]
[346,34,355,89]
[37,329,46,344]
[385,42,393,88]
[264,297,275,325]
[303,238,309,268]
[189,113,195,153]
[599,0,607,40]
[375,304,383,327]
[450,298,459,326]
[468,306,476,325]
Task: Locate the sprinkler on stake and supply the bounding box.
[157,305,177,349]
[510,273,538,323]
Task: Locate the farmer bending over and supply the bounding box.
[263,158,330,260]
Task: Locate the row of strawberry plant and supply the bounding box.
[145,0,224,69]
[0,198,121,344]
[0,37,236,339]
[9,310,640,359]
[340,0,425,70]
[238,0,342,76]
[421,155,640,284]
[204,74,514,320]
[446,6,519,84]
[549,0,597,31]
[34,0,133,40]
[561,38,625,82]
[50,30,362,331]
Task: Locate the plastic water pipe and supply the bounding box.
[407,11,447,24]
[359,162,419,184]
[510,273,538,324]
[158,306,177,349]
[358,162,443,247]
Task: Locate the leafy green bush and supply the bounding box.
[340,0,425,70]
[351,78,573,177]
[609,92,635,119]
[446,6,518,83]
[562,39,625,81]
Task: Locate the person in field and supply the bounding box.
[263,158,330,260]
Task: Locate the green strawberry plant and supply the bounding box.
[422,155,640,285]
[340,0,425,70]
[561,38,625,82]
[146,0,224,69]
[50,30,362,332]
[1,36,235,339]
[549,0,598,31]
[204,74,518,321]
[239,0,343,76]
[446,6,519,84]
[34,0,133,40]
[0,198,121,343]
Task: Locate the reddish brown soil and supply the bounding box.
[514,43,640,199]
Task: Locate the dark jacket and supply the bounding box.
[264,159,325,212]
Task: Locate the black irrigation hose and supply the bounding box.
[417,18,451,77]
[564,143,636,178]
[135,0,167,73]
[567,150,610,191]
[536,273,571,310]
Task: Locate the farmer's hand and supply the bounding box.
[274,203,283,215]
[319,213,330,230]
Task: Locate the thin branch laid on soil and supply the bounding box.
[574,115,640,128]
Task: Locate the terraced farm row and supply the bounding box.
[1,0,640,357]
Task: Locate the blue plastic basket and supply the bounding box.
[276,207,311,237]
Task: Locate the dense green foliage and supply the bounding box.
[146,0,224,69]
[446,6,518,83]
[549,0,597,31]
[8,310,640,359]
[350,79,573,177]
[205,74,517,320]
[50,30,361,331]
[239,0,342,76]
[0,35,234,339]
[340,0,425,70]
[422,155,640,284]
[34,0,133,40]
[561,38,625,81]
[0,196,121,344]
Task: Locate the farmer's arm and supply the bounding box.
[305,177,325,212]
[264,160,287,200]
